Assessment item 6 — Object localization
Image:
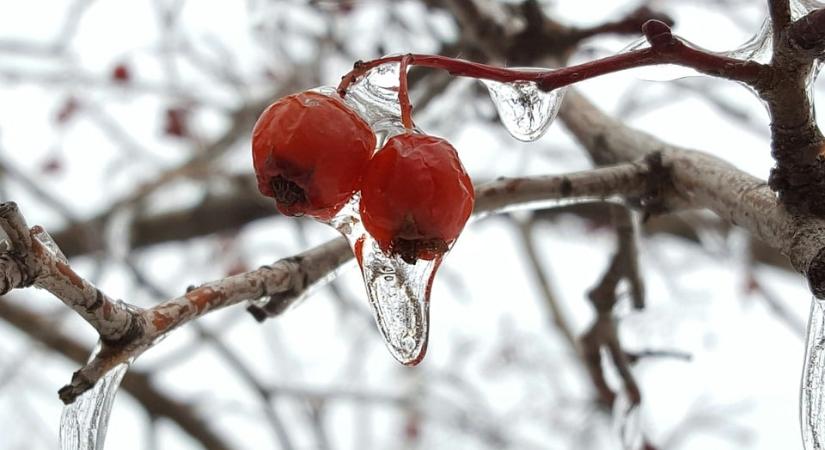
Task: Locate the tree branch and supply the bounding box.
[0,298,232,450]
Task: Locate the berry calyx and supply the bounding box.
[252,91,376,221]
[359,132,474,264]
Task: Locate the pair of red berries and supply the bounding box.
[252,91,474,263]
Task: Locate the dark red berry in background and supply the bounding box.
[112,63,131,83]
[55,97,80,125]
[252,91,375,221]
[360,133,474,264]
[164,107,189,138]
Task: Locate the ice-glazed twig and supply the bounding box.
[337,22,766,97]
[0,161,655,403]
[0,202,141,343]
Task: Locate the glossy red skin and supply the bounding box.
[360,133,474,260]
[252,91,376,220]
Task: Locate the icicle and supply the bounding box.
[802,297,825,450]
[481,75,566,142]
[330,195,435,365]
[613,389,643,450]
[59,343,130,450]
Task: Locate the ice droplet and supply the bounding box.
[802,297,825,450]
[330,194,437,365]
[481,75,566,142]
[343,62,404,135]
[59,343,129,450]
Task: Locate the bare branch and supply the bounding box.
[0,298,232,450]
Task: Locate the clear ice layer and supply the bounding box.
[343,62,404,135]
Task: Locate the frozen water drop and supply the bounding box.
[343,62,404,135]
[481,74,566,142]
[59,343,129,450]
[357,236,437,365]
[801,297,825,450]
[330,195,436,365]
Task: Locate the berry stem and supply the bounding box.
[336,21,766,97]
[399,55,413,130]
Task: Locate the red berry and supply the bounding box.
[252,91,376,220]
[360,133,474,263]
[112,63,131,83]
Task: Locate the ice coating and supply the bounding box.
[343,62,404,136]
[330,195,436,365]
[618,36,703,81]
[792,0,824,19]
[802,297,825,450]
[481,76,567,142]
[59,343,129,450]
[725,18,772,64]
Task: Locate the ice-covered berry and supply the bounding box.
[359,132,474,263]
[252,91,376,220]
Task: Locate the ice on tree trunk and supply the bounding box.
[59,343,129,450]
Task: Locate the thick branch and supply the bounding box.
[0,203,142,342]
[559,90,825,295]
[769,0,792,40]
[61,163,650,399]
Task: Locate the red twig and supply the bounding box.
[399,55,413,130]
[336,21,765,97]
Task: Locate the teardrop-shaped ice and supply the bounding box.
[330,195,437,365]
[59,343,129,450]
[355,234,437,364]
[801,297,825,450]
[481,76,566,142]
[343,62,403,135]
